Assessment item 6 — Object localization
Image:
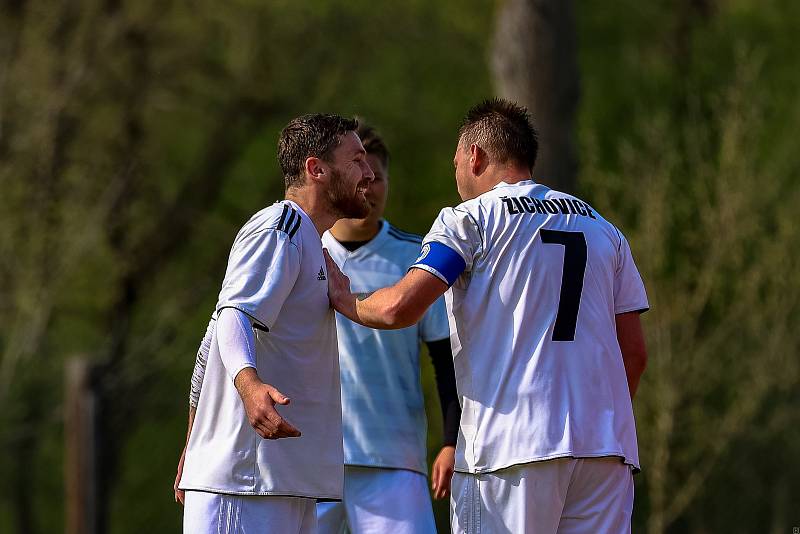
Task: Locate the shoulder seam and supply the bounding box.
[388,225,423,240]
[388,229,422,244]
[388,234,423,244]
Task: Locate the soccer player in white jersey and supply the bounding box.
[325,99,649,534]
[317,122,461,534]
[175,114,374,534]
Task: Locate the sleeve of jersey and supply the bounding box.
[614,231,650,314]
[216,307,258,382]
[426,338,461,446]
[410,206,480,287]
[216,228,300,330]
[188,314,216,408]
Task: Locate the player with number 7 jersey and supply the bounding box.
[325,98,649,533]
[412,179,648,475]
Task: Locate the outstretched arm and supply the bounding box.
[325,250,448,329]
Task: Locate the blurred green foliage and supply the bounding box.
[0,0,798,533]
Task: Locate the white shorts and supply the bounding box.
[451,457,634,534]
[184,490,317,534]
[316,466,436,534]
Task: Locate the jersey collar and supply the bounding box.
[491,178,537,190]
[325,219,390,262]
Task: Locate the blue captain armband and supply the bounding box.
[409,242,467,286]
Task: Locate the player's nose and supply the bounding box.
[362,160,375,182]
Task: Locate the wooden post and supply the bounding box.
[65,358,97,534]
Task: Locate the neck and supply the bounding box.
[477,165,532,196]
[330,218,382,243]
[285,187,337,236]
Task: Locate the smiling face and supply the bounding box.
[328,146,390,241]
[325,131,375,219]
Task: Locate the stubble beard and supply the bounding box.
[327,166,370,219]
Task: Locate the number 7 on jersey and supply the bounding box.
[540,230,587,342]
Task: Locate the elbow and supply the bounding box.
[621,343,647,376]
[382,295,421,329]
[630,347,648,376]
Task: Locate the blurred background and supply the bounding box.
[1,0,799,532]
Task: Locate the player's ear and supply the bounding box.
[469,143,487,175]
[305,156,326,184]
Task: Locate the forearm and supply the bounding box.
[348,272,448,330]
[233,367,264,398]
[350,286,420,330]
[616,311,648,399]
[442,402,461,446]
[184,406,196,444]
[326,250,449,329]
[623,357,646,399]
[427,338,461,446]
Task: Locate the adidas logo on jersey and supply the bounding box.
[317,267,326,280]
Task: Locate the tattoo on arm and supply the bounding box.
[356,291,374,301]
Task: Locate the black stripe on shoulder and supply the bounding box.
[287,215,302,238]
[270,204,301,239]
[388,229,422,244]
[277,204,289,232]
[388,232,422,243]
[388,227,421,238]
[613,225,623,253]
[282,208,298,234]
[388,225,423,240]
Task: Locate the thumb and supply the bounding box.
[267,385,290,405]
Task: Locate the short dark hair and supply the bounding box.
[458,98,538,172]
[355,120,390,170]
[278,114,359,189]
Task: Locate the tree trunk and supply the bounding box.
[65,358,98,534]
[491,0,580,193]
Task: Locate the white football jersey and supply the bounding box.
[322,221,449,474]
[180,200,343,498]
[411,180,649,474]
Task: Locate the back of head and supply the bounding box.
[278,114,359,189]
[458,98,538,173]
[355,120,390,170]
